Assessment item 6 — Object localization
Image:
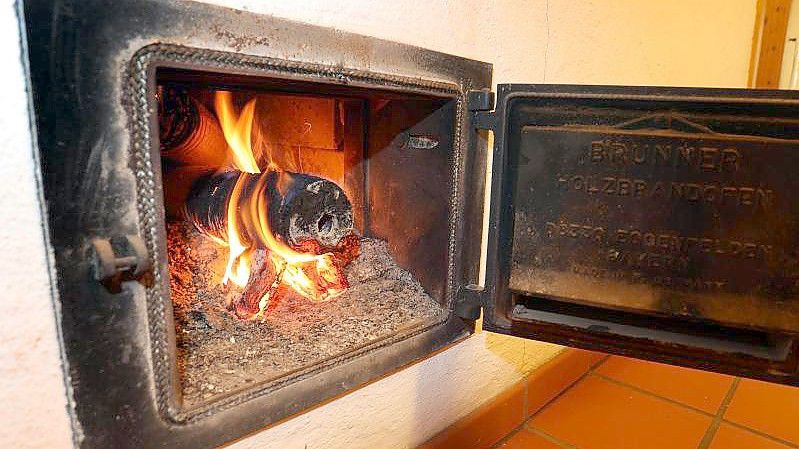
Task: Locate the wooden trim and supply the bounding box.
[750,0,793,88]
[748,0,767,87]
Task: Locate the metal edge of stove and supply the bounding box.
[21,1,492,448]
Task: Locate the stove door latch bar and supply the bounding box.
[89,235,152,293]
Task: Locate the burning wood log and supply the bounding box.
[184,169,355,248]
[230,233,361,319]
[162,88,361,319]
[184,168,359,319]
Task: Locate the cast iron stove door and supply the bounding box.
[470,85,799,384]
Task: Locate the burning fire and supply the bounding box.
[214,92,260,174]
[212,91,352,319]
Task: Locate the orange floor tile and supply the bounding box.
[708,424,792,449]
[495,429,562,449]
[724,378,799,446]
[596,356,735,413]
[530,375,711,449]
[489,356,799,449]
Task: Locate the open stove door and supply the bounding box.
[465,84,799,385]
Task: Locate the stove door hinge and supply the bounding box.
[467,89,497,130]
[455,284,486,321]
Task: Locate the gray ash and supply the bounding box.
[166,222,444,408]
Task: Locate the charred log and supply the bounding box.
[228,248,282,319]
[229,233,361,319]
[184,169,355,249]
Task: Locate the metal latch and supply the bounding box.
[89,235,152,293]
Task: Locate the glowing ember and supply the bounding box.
[209,91,357,319]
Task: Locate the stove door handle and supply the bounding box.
[89,235,152,293]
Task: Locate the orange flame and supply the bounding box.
[213,91,348,318]
[220,172,251,287]
[214,91,260,174]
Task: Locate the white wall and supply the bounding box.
[1,1,757,449]
[0,1,75,448]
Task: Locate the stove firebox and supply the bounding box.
[158,70,456,407]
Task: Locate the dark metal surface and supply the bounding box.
[22,1,491,448]
[365,98,456,302]
[512,126,799,333]
[510,301,799,384]
[478,84,799,384]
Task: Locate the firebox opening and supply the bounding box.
[156,68,456,408]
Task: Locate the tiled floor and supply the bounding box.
[493,356,799,449]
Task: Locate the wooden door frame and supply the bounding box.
[749,0,793,88]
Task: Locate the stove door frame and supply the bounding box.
[471,84,799,385]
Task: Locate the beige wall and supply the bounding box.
[1,1,758,448]
[205,0,757,88]
[537,0,757,86]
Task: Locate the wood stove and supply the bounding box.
[22,0,799,448]
[24,1,489,446]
